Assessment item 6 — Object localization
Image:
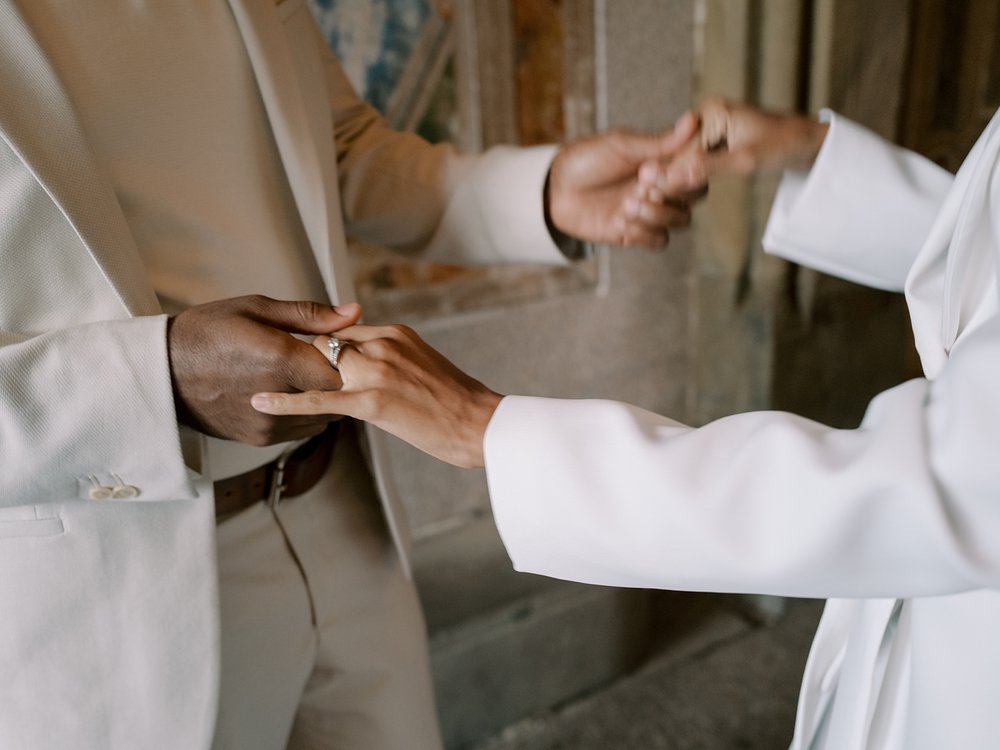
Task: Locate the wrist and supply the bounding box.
[799,118,830,169]
[165,313,201,432]
[465,389,503,468]
[543,169,588,260]
[165,316,184,423]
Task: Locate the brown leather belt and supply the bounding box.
[213,421,339,518]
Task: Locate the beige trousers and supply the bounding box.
[211,423,443,750]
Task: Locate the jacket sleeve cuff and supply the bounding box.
[0,315,197,505]
[428,145,574,266]
[762,111,953,292]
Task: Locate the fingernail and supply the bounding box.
[639,162,659,184]
[624,197,640,218]
[250,394,271,411]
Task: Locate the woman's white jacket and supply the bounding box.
[485,111,1000,749]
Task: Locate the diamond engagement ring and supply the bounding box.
[327,335,346,370]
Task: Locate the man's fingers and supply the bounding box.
[322,324,402,343]
[612,111,699,164]
[247,296,363,335]
[622,196,691,231]
[648,145,755,188]
[330,302,363,329]
[647,158,703,195]
[658,110,699,154]
[283,336,344,392]
[273,419,335,442]
[614,224,671,250]
[637,137,708,196]
[310,334,369,387]
[240,411,334,446]
[702,146,757,177]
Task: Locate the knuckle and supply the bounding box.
[246,421,275,447]
[386,323,414,341]
[365,339,393,360]
[295,299,323,324]
[268,339,299,370]
[244,294,270,314]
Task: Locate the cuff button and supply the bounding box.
[88,486,113,500]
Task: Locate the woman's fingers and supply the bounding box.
[258,322,500,467]
[251,388,356,417]
[262,326,406,416]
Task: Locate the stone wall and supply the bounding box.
[383,0,697,538]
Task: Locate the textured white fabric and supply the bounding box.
[485,111,1000,749]
[763,113,953,292]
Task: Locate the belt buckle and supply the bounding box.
[267,444,297,509]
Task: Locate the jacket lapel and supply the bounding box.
[224,0,355,305]
[938,113,1000,349]
[226,1,415,572]
[907,108,1000,374]
[0,0,160,317]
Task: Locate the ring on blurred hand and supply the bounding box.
[327,335,345,370]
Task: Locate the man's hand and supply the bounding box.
[167,295,362,446]
[638,99,830,196]
[546,111,703,249]
[250,325,502,469]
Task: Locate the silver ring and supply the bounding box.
[327,335,345,370]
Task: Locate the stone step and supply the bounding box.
[413,517,652,750]
[469,597,823,750]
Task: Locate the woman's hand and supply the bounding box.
[636,98,830,197]
[250,325,502,468]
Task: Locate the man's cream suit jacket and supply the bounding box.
[484,113,1000,748]
[0,1,566,747]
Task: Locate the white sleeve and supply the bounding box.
[0,316,198,506]
[318,25,568,267]
[762,111,953,292]
[419,144,572,266]
[483,315,1000,599]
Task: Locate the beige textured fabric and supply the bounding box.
[213,425,442,750]
[16,0,329,480]
[0,0,565,745]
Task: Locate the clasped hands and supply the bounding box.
[172,101,828,463]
